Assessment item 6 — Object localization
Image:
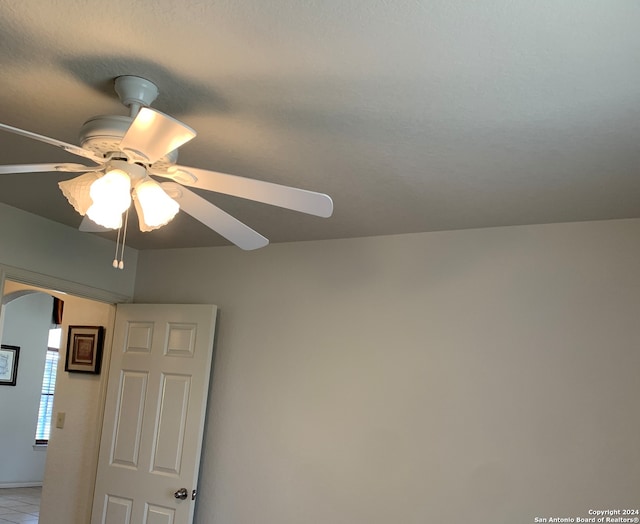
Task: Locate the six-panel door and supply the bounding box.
[91,304,218,524]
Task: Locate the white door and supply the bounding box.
[91,303,218,524]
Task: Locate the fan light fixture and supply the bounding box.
[59,160,179,231]
[0,75,334,267]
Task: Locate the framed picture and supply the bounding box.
[65,326,105,374]
[0,345,20,386]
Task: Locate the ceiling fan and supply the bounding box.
[0,75,333,256]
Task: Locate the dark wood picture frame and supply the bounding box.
[65,326,105,374]
[0,344,20,386]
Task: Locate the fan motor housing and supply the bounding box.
[79,115,178,168]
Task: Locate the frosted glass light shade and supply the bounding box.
[86,205,123,229]
[134,178,179,231]
[58,172,100,215]
[86,169,132,229]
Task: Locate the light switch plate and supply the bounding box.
[56,412,65,429]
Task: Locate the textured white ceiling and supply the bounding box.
[1,1,640,249]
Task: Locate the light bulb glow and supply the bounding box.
[86,204,123,229]
[89,169,132,212]
[134,178,179,230]
[85,169,132,229]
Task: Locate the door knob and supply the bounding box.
[174,488,188,500]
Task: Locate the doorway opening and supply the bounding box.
[0,278,116,524]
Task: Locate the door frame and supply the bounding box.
[0,263,130,521]
[0,263,132,305]
[0,262,130,358]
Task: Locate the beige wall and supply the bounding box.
[134,219,640,524]
[3,281,115,524]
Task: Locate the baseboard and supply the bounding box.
[0,482,43,489]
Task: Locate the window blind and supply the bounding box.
[35,348,59,443]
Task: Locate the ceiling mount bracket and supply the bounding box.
[114,76,159,116]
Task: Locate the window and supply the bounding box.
[35,327,62,445]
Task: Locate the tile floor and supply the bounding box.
[0,487,41,524]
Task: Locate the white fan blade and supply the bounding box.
[119,107,196,164]
[152,165,334,218]
[0,122,104,164]
[161,182,269,250]
[0,163,102,175]
[79,216,112,233]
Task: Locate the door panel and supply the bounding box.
[126,322,154,353]
[166,323,196,356]
[111,371,147,468]
[144,504,175,524]
[103,495,133,524]
[92,304,218,524]
[152,374,191,474]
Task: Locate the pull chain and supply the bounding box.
[118,208,130,270]
[112,221,122,269]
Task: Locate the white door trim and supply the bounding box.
[0,262,130,346]
[0,263,132,304]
